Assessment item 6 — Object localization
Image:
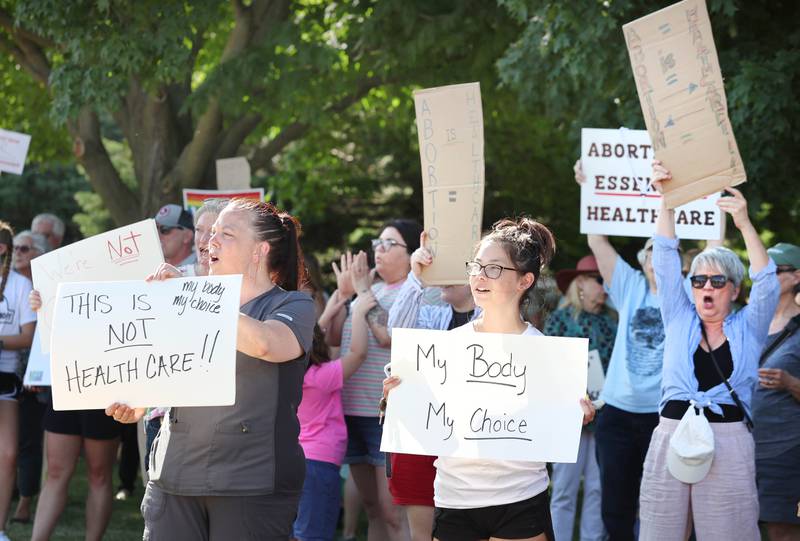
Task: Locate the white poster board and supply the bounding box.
[587,349,605,402]
[580,128,722,240]
[0,128,32,174]
[23,326,50,386]
[413,82,485,285]
[50,275,242,410]
[215,157,251,190]
[31,219,164,353]
[381,328,587,463]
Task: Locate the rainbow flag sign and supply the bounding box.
[182,188,265,215]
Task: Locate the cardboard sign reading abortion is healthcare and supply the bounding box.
[414,83,485,286]
[32,220,164,353]
[624,0,745,209]
[381,328,587,463]
[0,128,32,174]
[50,275,242,410]
[581,128,722,240]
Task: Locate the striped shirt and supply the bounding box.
[341,278,443,416]
[388,272,480,332]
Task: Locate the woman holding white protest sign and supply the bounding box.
[545,255,616,541]
[0,221,36,541]
[638,162,779,540]
[107,199,316,541]
[384,217,595,541]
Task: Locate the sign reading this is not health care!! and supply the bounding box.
[50,275,242,411]
[623,0,745,209]
[380,328,588,463]
[414,82,485,286]
[580,128,722,240]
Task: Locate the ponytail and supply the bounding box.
[227,199,307,291]
[0,222,14,302]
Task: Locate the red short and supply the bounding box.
[388,453,436,506]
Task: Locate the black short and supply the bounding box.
[433,490,554,541]
[0,371,22,401]
[44,404,122,440]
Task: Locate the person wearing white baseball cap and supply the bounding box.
[637,161,780,541]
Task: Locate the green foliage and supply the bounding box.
[0,54,70,162]
[0,164,93,242]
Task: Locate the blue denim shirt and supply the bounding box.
[653,235,779,419]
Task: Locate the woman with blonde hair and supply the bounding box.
[546,255,617,541]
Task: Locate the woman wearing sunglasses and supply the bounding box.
[384,217,595,541]
[638,161,780,540]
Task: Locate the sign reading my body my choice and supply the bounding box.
[381,328,588,463]
[580,128,722,240]
[50,275,242,411]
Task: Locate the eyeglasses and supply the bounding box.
[158,225,184,235]
[13,245,31,254]
[776,266,797,274]
[465,261,519,279]
[690,274,731,289]
[371,238,407,252]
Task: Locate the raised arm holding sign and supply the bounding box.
[623,0,745,208]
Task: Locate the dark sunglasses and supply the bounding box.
[588,274,603,285]
[690,274,730,289]
[776,265,797,274]
[13,245,31,254]
[158,225,184,235]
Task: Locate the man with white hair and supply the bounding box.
[31,213,65,251]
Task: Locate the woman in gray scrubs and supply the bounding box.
[107,199,316,541]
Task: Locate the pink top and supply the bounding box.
[298,359,347,466]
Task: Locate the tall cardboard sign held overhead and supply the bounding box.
[413,83,485,286]
[623,0,745,209]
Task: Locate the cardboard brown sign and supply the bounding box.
[623,0,745,209]
[413,83,485,285]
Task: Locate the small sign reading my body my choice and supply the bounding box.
[380,328,588,463]
[49,275,242,411]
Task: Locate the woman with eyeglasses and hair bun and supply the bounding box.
[546,255,617,541]
[637,162,780,540]
[106,199,316,541]
[384,216,595,541]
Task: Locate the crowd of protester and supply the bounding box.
[0,159,797,541]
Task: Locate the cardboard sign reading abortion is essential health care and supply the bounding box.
[381,328,588,463]
[580,128,722,240]
[0,128,32,174]
[624,0,745,209]
[414,83,485,286]
[31,220,164,353]
[50,275,242,410]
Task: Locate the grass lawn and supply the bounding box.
[5,457,368,541]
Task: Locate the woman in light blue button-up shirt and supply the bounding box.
[638,161,780,541]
